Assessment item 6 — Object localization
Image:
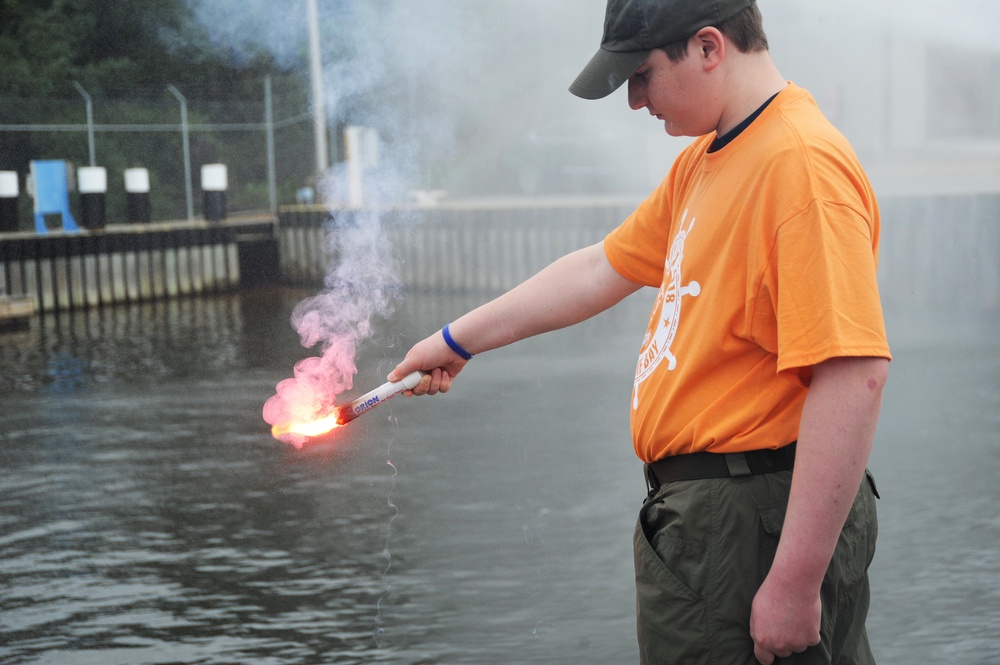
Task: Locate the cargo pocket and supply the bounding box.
[634,496,708,663]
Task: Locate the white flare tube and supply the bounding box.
[336,370,426,425]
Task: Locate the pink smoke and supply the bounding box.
[263,209,399,432]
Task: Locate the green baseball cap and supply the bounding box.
[570,0,755,100]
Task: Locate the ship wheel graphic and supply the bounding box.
[633,212,700,409]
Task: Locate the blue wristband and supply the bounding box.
[442,323,473,360]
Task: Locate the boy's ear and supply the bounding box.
[694,27,725,70]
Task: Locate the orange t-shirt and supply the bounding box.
[604,84,891,463]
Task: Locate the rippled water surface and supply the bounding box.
[1,288,997,664]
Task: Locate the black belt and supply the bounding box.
[645,442,796,491]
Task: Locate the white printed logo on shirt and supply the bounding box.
[633,210,700,409]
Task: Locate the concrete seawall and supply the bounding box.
[2,195,996,329]
[278,194,1000,327]
[278,199,639,292]
[0,217,276,313]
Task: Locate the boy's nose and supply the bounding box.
[627,79,647,111]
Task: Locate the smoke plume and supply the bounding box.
[262,208,400,435]
[260,1,483,438]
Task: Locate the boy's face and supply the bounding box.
[627,44,719,138]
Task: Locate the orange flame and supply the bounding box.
[271,412,342,448]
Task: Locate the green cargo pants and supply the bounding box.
[634,468,879,664]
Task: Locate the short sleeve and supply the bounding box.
[604,181,674,287]
[770,199,890,385]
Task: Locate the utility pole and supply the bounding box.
[306,0,329,177]
[265,77,277,213]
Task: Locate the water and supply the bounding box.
[1,287,997,664]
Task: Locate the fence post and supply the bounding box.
[167,85,194,221]
[72,81,96,166]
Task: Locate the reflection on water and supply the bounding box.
[1,295,258,394]
[0,288,998,664]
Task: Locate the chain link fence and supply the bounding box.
[0,77,318,230]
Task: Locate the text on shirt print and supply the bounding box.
[633,209,701,410]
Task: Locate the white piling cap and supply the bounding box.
[78,166,107,194]
[201,163,228,191]
[124,168,150,193]
[0,171,18,198]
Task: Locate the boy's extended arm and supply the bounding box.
[388,241,641,393]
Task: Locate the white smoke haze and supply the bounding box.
[317,1,492,196]
[262,1,491,431]
[181,0,1000,194]
[202,0,1000,432]
[181,0,307,68]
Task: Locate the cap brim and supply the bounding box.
[569,48,650,100]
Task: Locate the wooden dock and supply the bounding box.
[0,293,35,329]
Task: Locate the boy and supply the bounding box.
[389,1,890,662]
